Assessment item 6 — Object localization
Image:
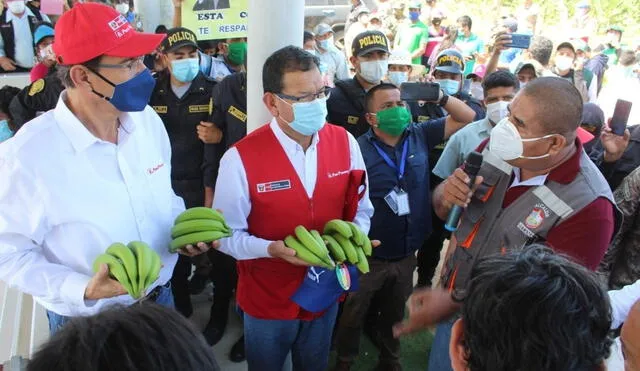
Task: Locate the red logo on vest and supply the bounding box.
[525,207,545,229]
[256,179,291,193]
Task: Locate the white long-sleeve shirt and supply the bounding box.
[0,93,184,317]
[213,119,374,260]
[0,8,51,68]
[609,279,640,329]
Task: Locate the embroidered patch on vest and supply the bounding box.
[189,105,210,113]
[347,116,359,125]
[28,79,45,96]
[417,115,430,122]
[524,207,545,229]
[228,105,247,122]
[153,106,168,114]
[257,179,291,193]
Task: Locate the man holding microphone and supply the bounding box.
[0,3,213,335]
[393,77,619,371]
[213,46,374,371]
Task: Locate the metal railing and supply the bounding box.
[0,280,49,365]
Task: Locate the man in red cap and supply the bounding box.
[0,2,213,335]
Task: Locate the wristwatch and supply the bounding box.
[438,89,449,107]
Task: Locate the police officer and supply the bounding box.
[149,27,220,318]
[327,30,390,138]
[199,70,247,362]
[410,49,486,288]
[9,69,63,130]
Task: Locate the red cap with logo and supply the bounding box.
[53,3,165,65]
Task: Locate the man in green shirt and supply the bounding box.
[603,25,625,66]
[393,1,428,65]
[455,15,484,76]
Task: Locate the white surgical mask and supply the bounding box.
[7,0,26,14]
[115,3,129,14]
[486,101,509,125]
[388,71,409,86]
[555,56,574,71]
[470,82,484,100]
[359,60,389,84]
[489,117,555,161]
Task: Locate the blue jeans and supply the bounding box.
[47,283,175,336]
[427,319,455,371]
[243,302,339,371]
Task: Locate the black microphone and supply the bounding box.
[444,151,483,232]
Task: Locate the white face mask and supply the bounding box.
[489,117,555,161]
[359,60,389,84]
[555,56,574,71]
[388,71,409,86]
[470,82,484,100]
[115,3,129,14]
[486,101,509,125]
[7,0,26,14]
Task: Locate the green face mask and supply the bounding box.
[227,41,247,66]
[375,106,411,136]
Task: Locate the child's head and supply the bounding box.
[0,85,20,122]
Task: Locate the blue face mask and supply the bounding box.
[318,37,332,50]
[0,119,13,142]
[409,11,421,21]
[436,79,460,95]
[170,58,199,83]
[89,68,156,112]
[277,95,328,136]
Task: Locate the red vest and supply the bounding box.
[235,123,352,320]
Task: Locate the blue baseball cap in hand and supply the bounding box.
[292,265,359,313]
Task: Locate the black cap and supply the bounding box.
[351,30,389,57]
[161,27,198,53]
[434,49,464,75]
[557,41,576,54]
[581,102,605,135]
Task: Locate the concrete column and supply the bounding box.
[246,0,305,133]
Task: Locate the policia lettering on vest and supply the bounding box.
[394,77,619,371]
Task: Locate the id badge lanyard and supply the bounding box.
[371,139,409,184]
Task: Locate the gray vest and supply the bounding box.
[443,148,618,301]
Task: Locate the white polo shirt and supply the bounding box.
[0,93,184,317]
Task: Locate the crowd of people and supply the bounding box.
[1,0,640,370]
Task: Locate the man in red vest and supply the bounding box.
[213,46,374,371]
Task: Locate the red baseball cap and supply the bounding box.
[53,3,165,65]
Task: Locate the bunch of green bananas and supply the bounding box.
[170,207,231,253]
[322,219,372,274]
[284,226,336,270]
[92,241,161,299]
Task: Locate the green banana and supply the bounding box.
[355,247,370,274]
[105,242,139,298]
[170,230,228,252]
[171,219,227,239]
[323,234,346,263]
[128,241,155,297]
[323,219,353,239]
[145,251,162,290]
[348,222,365,247]
[294,226,331,264]
[92,254,135,297]
[285,235,334,269]
[174,207,226,225]
[362,236,372,257]
[333,233,359,264]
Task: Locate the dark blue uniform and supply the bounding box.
[327,77,370,138]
